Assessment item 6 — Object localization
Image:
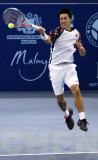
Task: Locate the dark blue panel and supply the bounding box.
[0,3,98,91]
[0,0,97,3]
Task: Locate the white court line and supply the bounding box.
[0,3,98,4]
[0,152,98,157]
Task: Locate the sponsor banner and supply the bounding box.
[0,4,98,91]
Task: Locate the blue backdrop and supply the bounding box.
[0,2,98,91]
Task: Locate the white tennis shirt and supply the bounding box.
[50,29,80,65]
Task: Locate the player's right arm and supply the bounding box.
[38,26,52,44]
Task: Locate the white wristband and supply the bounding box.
[41,33,48,41]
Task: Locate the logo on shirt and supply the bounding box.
[75,34,78,37]
[86,13,98,47]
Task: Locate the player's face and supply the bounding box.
[60,14,72,30]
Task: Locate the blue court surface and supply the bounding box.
[0,91,98,160]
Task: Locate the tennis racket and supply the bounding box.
[2,8,40,30]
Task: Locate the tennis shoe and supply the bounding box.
[77,119,89,131]
[64,108,74,130]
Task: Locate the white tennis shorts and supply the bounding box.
[49,63,79,96]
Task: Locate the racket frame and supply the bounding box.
[3,8,40,30]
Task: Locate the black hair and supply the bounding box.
[58,8,72,19]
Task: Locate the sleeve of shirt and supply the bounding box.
[75,31,83,50]
[78,32,81,41]
[49,29,57,42]
[49,26,63,42]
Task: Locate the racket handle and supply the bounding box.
[32,24,45,32]
[32,24,40,30]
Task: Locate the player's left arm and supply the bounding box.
[76,40,86,56]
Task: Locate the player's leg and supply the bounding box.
[70,84,89,131]
[56,93,74,130]
[70,84,84,113]
[56,93,67,112]
[64,64,89,131]
[49,64,74,130]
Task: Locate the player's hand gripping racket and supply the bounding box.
[2,8,40,30]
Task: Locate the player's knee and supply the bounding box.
[57,95,63,101]
[74,87,80,97]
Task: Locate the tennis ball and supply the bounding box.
[8,23,14,29]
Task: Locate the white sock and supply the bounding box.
[64,109,69,118]
[79,112,85,120]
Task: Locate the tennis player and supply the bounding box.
[38,8,89,131]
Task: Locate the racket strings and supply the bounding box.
[3,8,39,29]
